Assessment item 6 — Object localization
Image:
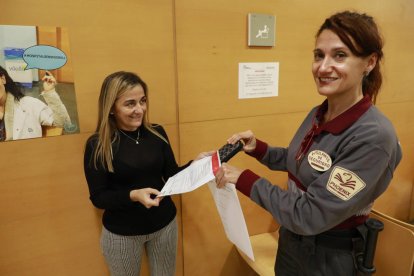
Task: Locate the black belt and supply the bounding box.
[286,228,361,251]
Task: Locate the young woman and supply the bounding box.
[0,66,71,141]
[84,71,211,275]
[215,11,402,275]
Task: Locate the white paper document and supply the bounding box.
[159,152,255,261]
[158,153,220,197]
[208,181,255,261]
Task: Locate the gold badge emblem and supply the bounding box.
[307,150,332,171]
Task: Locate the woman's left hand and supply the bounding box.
[130,188,161,209]
[42,70,57,92]
[215,163,243,188]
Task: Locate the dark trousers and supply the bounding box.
[275,226,362,276]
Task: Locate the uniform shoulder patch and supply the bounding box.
[326,166,365,201]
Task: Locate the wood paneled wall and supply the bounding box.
[1,1,181,275]
[176,0,414,275]
[1,0,413,275]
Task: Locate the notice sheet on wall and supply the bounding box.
[238,62,279,99]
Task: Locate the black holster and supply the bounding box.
[354,218,384,276]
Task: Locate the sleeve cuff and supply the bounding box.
[246,139,268,160]
[40,88,57,96]
[236,169,260,197]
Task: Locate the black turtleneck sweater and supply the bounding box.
[84,124,189,235]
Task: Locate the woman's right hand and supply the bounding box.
[129,188,161,209]
[42,70,57,92]
[215,163,243,188]
[227,130,257,153]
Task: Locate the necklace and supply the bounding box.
[119,129,140,144]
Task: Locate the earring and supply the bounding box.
[364,71,370,77]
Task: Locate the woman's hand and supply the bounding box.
[194,150,215,161]
[42,70,57,92]
[215,163,243,188]
[129,188,161,209]
[227,130,257,153]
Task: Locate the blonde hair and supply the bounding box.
[93,71,167,172]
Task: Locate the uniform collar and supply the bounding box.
[315,95,372,135]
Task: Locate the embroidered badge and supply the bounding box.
[307,150,332,171]
[326,166,365,201]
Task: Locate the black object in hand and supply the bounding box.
[218,141,243,163]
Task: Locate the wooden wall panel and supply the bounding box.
[1,0,180,275]
[374,102,414,221]
[175,0,414,124]
[0,134,108,276]
[176,0,414,275]
[175,1,318,123]
[376,2,414,104]
[1,0,414,275]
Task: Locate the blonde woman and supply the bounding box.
[84,71,210,275]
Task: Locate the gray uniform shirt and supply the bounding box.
[237,96,402,235]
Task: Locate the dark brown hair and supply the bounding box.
[316,11,384,103]
[0,66,24,101]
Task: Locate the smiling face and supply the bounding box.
[112,84,147,131]
[312,29,375,100]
